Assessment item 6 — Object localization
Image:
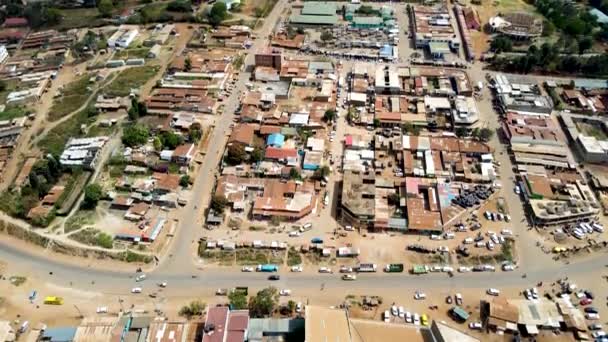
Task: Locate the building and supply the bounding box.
[2,17,28,28]
[247,318,304,342]
[0,45,8,64]
[289,14,339,26]
[411,6,460,53]
[301,2,337,16]
[107,26,139,48]
[202,307,249,342]
[40,327,77,342]
[489,12,543,39]
[255,48,282,69]
[351,16,383,29]
[340,171,376,228]
[560,112,608,164]
[147,44,161,58]
[59,136,109,170]
[147,320,189,342]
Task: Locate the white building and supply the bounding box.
[0,45,9,65]
[60,136,109,170]
[108,26,139,48]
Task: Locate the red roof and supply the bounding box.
[265,147,298,160]
[3,18,28,27]
[203,307,229,342]
[345,135,353,146]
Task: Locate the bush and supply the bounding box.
[179,300,207,318]
[122,124,150,147]
[229,291,248,309]
[96,232,113,249]
[83,183,103,209]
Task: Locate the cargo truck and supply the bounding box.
[357,263,377,272]
[384,263,404,273]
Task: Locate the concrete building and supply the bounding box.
[489,12,542,39]
[108,26,139,48]
[59,136,109,170]
[340,171,376,228]
[255,48,282,69]
[560,112,608,164]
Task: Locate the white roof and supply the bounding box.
[306,137,325,152]
[289,113,309,125]
[349,92,367,103]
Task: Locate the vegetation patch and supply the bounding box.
[65,211,94,233]
[104,66,160,97]
[200,248,235,265]
[69,228,113,249]
[287,247,302,266]
[38,107,95,156]
[114,47,151,60]
[48,75,93,121]
[0,106,28,121]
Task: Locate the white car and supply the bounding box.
[487,288,500,296]
[586,313,600,320]
[437,246,449,253]
[429,265,442,272]
[344,225,354,231]
[482,265,496,272]
[296,302,303,313]
[131,287,142,294]
[279,289,292,296]
[384,310,390,323]
[469,322,482,330]
[288,231,301,237]
[318,267,332,273]
[502,264,515,271]
[96,306,108,314]
[339,266,353,273]
[291,265,303,272]
[158,282,167,288]
[342,274,357,281]
[444,232,455,239]
[592,331,606,338]
[405,311,412,323]
[430,234,441,240]
[458,266,471,273]
[514,185,521,194]
[455,293,463,305]
[391,305,398,316]
[463,237,474,244]
[442,266,454,273]
[486,241,495,250]
[501,229,513,236]
[241,266,254,272]
[135,274,146,282]
[413,313,421,325]
[398,306,405,318]
[414,291,427,300]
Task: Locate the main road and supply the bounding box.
[0,0,605,298]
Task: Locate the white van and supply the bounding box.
[487,288,500,296]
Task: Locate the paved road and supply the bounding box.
[0,0,605,299]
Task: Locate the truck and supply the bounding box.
[384,263,404,273]
[411,265,428,275]
[356,263,377,272]
[256,264,278,272]
[43,296,64,305]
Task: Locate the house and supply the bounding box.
[172,144,195,166]
[107,26,139,48]
[265,147,298,165]
[59,136,109,170]
[0,45,8,64]
[266,133,285,148]
[125,202,150,221]
[463,7,481,30]
[2,18,28,28]
[202,307,249,342]
[153,173,181,194]
[228,123,257,147]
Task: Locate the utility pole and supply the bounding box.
[74,304,84,319]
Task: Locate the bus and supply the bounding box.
[44,296,64,305]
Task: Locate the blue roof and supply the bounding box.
[590,8,608,24]
[379,44,393,57]
[267,133,285,147]
[42,327,77,342]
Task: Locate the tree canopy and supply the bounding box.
[83,183,104,209]
[97,0,114,18]
[208,2,228,26]
[228,291,248,310]
[249,287,279,318]
[225,144,247,165]
[122,124,150,147]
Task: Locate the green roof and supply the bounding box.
[428,41,451,54]
[290,14,338,25]
[352,16,383,25]
[302,2,337,16]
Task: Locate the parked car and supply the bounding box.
[268,275,280,281]
[291,265,303,272]
[318,267,332,273]
[131,287,142,294]
[487,288,500,296]
[241,266,254,272]
[342,274,357,281]
[455,293,463,306]
[135,274,146,282]
[469,322,482,330]
[384,310,390,323]
[279,289,292,296]
[414,291,427,300]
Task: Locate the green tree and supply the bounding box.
[387,193,400,206]
[228,291,248,309]
[289,168,301,180]
[167,0,192,12]
[98,0,114,17]
[83,183,103,209]
[208,2,228,26]
[46,7,62,26]
[128,98,140,121]
[578,37,593,54]
[320,30,333,41]
[313,165,330,180]
[179,300,206,318]
[189,124,202,142]
[373,118,380,128]
[287,300,296,314]
[210,195,228,214]
[0,80,6,92]
[225,144,247,165]
[455,126,469,137]
[153,136,163,151]
[478,128,494,142]
[96,232,113,248]
[251,146,264,163]
[323,109,336,122]
[249,287,279,318]
[161,131,183,150]
[184,56,192,72]
[490,36,512,53]
[122,124,149,147]
[180,175,190,187]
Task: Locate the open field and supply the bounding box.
[48,75,93,121]
[114,47,151,60]
[0,106,28,121]
[56,8,104,30]
[104,66,160,97]
[38,107,93,156]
